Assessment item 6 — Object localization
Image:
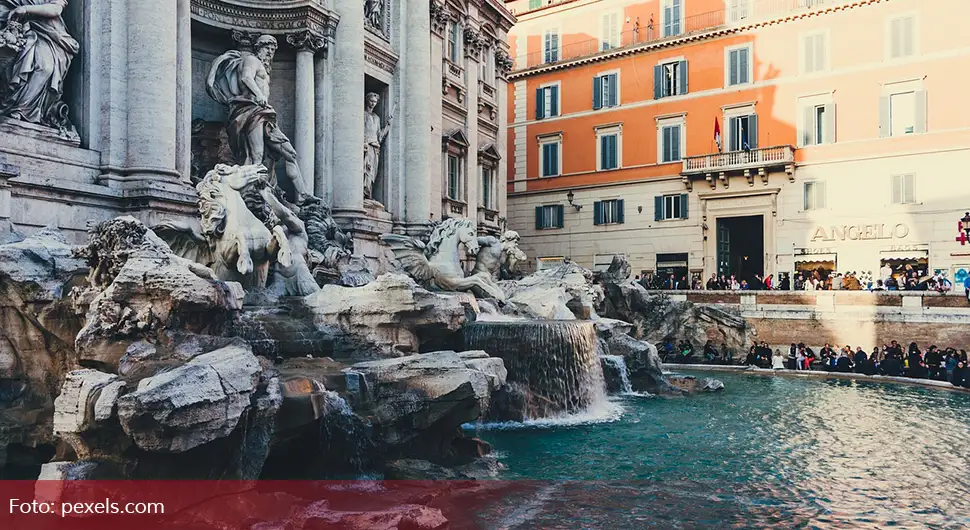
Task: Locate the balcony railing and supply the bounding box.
[682,145,794,175]
[513,0,850,72]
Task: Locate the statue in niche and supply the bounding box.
[206,35,317,206]
[0,0,79,138]
[363,0,384,34]
[363,92,392,202]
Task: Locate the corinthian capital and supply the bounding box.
[286,30,327,54]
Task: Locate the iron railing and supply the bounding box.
[513,0,851,71]
[682,145,795,174]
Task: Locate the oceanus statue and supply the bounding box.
[381,218,506,301]
[154,164,302,294]
[471,230,527,282]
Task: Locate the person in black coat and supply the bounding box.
[907,343,927,379]
[952,361,968,388]
[836,353,853,373]
[853,347,868,373]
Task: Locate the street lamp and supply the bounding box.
[962,212,970,237]
[567,190,582,211]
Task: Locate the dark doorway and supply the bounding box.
[716,215,764,284]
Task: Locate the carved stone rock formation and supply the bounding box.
[500,262,603,320]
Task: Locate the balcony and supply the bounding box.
[681,145,795,189]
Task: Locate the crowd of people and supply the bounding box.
[726,340,970,388]
[636,264,970,297]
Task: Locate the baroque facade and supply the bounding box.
[503,0,970,286]
[0,0,514,264]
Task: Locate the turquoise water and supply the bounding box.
[465,371,970,528]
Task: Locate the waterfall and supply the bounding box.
[465,320,608,418]
[318,390,375,474]
[601,355,633,394]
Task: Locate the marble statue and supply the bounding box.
[258,184,319,296]
[206,35,316,205]
[363,92,392,201]
[364,0,384,33]
[382,218,506,301]
[471,230,527,282]
[0,0,79,136]
[155,164,296,293]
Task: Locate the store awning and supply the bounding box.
[879,250,929,261]
[794,253,837,263]
[657,261,688,268]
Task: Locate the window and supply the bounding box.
[663,0,682,37]
[727,114,758,151]
[654,193,688,221]
[660,124,682,162]
[726,45,752,86]
[891,174,916,204]
[482,47,495,86]
[880,83,926,137]
[538,135,561,177]
[534,84,559,119]
[728,0,749,23]
[481,167,496,209]
[601,12,620,51]
[803,181,827,211]
[594,199,625,225]
[447,154,463,200]
[593,72,619,109]
[596,126,621,170]
[802,32,828,73]
[800,103,835,146]
[544,29,559,63]
[654,60,688,98]
[888,14,916,59]
[529,0,542,9]
[447,22,461,63]
[535,204,565,230]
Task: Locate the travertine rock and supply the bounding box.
[501,262,603,320]
[52,370,124,434]
[302,273,477,359]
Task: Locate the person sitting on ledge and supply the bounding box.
[836,351,854,373]
[772,349,786,369]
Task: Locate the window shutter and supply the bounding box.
[535,206,544,229]
[679,194,689,219]
[602,15,609,50]
[748,115,758,149]
[617,199,625,224]
[816,34,826,71]
[544,32,551,62]
[817,181,827,209]
[679,61,688,94]
[556,204,565,228]
[594,201,603,225]
[891,175,902,204]
[599,136,607,170]
[540,144,548,176]
[802,106,815,146]
[728,117,739,151]
[654,196,663,221]
[823,103,836,143]
[902,17,914,57]
[671,0,682,34]
[593,77,602,110]
[913,90,927,134]
[729,51,739,86]
[663,5,672,36]
[549,86,559,117]
[739,48,749,83]
[878,95,891,137]
[803,183,811,210]
[904,174,915,203]
[653,65,663,99]
[608,74,618,106]
[549,143,559,175]
[662,126,671,162]
[610,135,618,168]
[551,33,559,61]
[671,126,681,161]
[535,88,545,120]
[890,18,902,58]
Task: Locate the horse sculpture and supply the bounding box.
[381,218,506,301]
[155,164,293,292]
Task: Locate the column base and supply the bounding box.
[333,202,395,275]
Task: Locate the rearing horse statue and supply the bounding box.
[382,218,506,301]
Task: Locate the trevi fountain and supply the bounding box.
[2,1,970,529]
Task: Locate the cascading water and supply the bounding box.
[600,355,633,394]
[464,320,608,418]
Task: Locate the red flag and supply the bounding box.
[714,117,722,153]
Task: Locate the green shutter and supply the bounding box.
[593,77,602,110]
[748,115,759,149]
[535,206,543,229]
[549,86,559,116]
[556,205,565,228]
[654,65,663,99]
[617,199,625,224]
[671,126,681,161]
[680,194,689,219]
[608,74,618,106]
[535,88,544,120]
[594,201,603,225]
[654,196,663,221]
[679,60,689,94]
[729,50,739,86]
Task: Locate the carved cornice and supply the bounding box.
[365,36,399,74]
[286,29,328,54]
[191,0,339,41]
[494,48,513,78]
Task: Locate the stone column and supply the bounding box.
[175,0,192,183]
[330,0,367,216]
[288,32,326,196]
[464,28,480,230]
[496,58,509,217]
[402,0,433,230]
[314,52,332,202]
[124,0,179,181]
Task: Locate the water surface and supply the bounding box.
[465,371,970,528]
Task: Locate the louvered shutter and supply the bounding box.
[593,77,602,110]
[556,205,565,228]
[913,90,927,134]
[616,199,625,224]
[653,65,663,99]
[608,74,618,106]
[535,206,544,229]
[535,88,544,120]
[679,194,689,219]
[748,115,758,149]
[549,86,559,117]
[679,61,688,94]
[594,201,603,225]
[654,196,663,221]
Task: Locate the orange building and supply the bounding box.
[503,0,970,288]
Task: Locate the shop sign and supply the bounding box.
[811,223,909,242]
[795,247,834,255]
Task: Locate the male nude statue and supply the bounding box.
[206,35,316,205]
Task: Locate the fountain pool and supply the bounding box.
[464,371,970,528]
